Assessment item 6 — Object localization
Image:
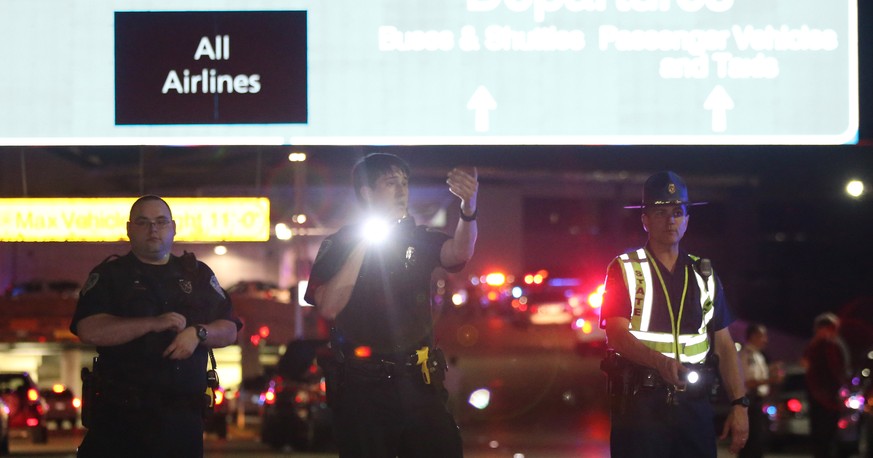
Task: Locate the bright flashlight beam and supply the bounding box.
[362,217,390,243]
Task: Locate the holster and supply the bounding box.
[426,347,448,387]
[317,347,343,409]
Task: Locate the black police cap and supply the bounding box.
[624,171,707,209]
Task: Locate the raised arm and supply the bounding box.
[441,167,479,267]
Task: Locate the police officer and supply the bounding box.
[304,153,478,458]
[739,323,783,458]
[70,195,242,458]
[600,171,749,457]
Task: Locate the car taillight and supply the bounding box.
[27,388,39,402]
[26,417,40,427]
[294,390,310,404]
[845,394,865,410]
[263,390,276,405]
[786,398,803,413]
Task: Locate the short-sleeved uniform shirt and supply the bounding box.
[305,217,462,354]
[70,252,241,396]
[600,247,733,338]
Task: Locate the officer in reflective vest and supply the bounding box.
[599,171,749,458]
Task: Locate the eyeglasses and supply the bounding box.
[131,218,172,229]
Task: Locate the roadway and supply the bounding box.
[5,311,819,457]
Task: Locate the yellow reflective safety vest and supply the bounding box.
[616,248,715,364]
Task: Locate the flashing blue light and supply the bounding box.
[511,286,523,298]
[766,405,777,416]
[547,278,581,287]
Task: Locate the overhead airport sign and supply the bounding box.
[0,0,858,146]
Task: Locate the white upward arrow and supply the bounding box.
[703,85,734,133]
[467,85,497,132]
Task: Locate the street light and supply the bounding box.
[845,179,864,199]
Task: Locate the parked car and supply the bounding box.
[1,397,10,455]
[39,384,79,429]
[204,386,229,439]
[568,282,607,356]
[0,372,48,443]
[227,281,290,303]
[765,366,867,453]
[5,279,80,299]
[235,374,272,417]
[260,339,333,451]
[524,290,575,325]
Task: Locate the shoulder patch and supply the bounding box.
[81,273,100,296]
[210,275,226,299]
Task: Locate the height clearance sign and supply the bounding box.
[0,0,858,146]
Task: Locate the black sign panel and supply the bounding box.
[115,11,307,125]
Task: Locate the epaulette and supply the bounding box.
[99,254,123,265]
[181,251,199,274]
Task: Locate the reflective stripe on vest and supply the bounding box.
[617,249,716,364]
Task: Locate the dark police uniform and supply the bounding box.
[600,246,734,458]
[70,252,241,458]
[305,216,464,458]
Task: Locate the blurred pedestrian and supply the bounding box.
[70,195,242,458]
[600,171,749,458]
[738,323,783,458]
[304,153,478,457]
[802,312,852,458]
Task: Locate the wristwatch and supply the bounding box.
[730,395,750,408]
[194,325,208,343]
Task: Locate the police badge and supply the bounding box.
[178,279,193,294]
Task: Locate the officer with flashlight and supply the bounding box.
[599,171,749,457]
[304,153,478,457]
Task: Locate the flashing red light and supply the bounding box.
[258,325,270,339]
[263,390,276,405]
[72,397,82,409]
[354,346,372,358]
[27,388,39,402]
[786,398,803,413]
[588,284,605,309]
[26,418,40,427]
[838,418,850,429]
[485,272,506,286]
[250,334,261,346]
[52,383,65,393]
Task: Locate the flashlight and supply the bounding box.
[361,216,391,244]
[686,370,700,384]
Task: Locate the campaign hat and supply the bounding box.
[624,171,707,209]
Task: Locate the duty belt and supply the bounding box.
[344,346,435,384]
